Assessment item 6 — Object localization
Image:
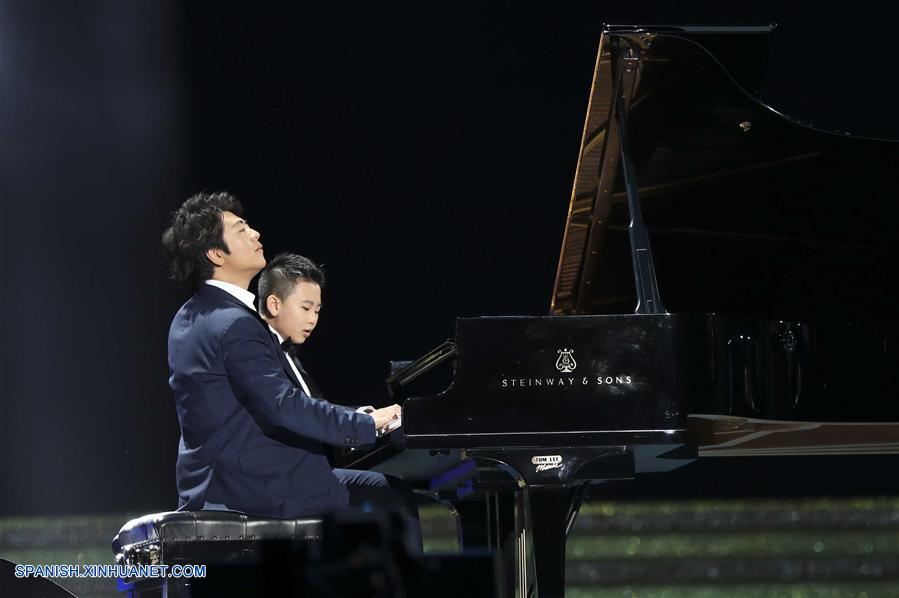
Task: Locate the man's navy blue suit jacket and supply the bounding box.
[167,283,377,518]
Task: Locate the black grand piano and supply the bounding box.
[340,25,899,597]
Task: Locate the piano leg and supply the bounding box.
[454,492,516,596]
[517,485,582,598]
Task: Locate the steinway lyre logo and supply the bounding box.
[555,348,577,373]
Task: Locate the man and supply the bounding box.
[258,252,419,535]
[161,191,401,519]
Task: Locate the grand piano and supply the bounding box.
[340,25,899,597]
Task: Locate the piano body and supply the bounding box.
[342,25,899,597]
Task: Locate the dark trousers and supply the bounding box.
[333,468,422,552]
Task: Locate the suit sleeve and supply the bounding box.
[221,316,377,447]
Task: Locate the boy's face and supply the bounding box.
[267,281,322,345]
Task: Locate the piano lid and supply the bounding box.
[551,26,899,321]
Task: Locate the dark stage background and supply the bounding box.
[1,1,896,516]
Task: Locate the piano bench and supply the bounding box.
[111,511,322,597]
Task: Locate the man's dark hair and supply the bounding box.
[258,253,326,318]
[161,191,243,288]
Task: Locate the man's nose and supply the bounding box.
[250,228,261,241]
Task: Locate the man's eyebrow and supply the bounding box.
[231,219,247,227]
[300,300,322,307]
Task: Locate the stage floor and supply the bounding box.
[2,496,897,597]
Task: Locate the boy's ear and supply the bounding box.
[266,294,280,317]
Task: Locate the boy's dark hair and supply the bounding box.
[162,191,243,288]
[258,253,326,318]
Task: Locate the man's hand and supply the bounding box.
[370,404,402,430]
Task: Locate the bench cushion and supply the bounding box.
[112,511,322,566]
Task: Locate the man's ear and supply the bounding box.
[266,294,281,317]
[206,247,226,267]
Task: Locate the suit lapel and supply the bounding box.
[275,344,304,388]
[289,354,325,399]
[198,284,303,387]
[198,284,327,397]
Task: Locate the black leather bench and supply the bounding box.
[113,509,496,597]
[112,511,322,597]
